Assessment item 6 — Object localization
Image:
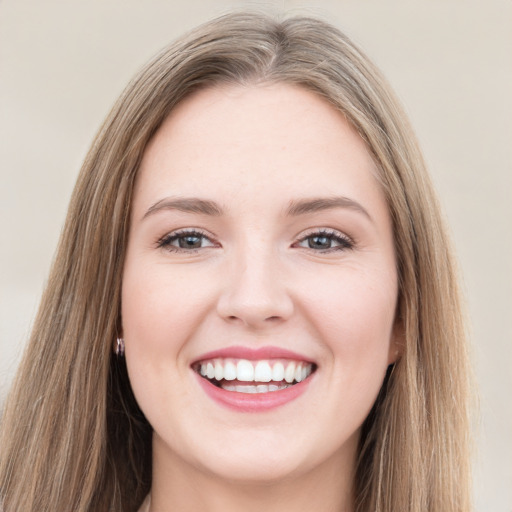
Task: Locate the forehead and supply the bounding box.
[134,83,386,220]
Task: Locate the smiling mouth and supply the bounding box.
[193,358,317,393]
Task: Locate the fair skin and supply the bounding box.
[122,83,400,512]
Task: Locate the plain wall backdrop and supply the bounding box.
[1,1,510,510]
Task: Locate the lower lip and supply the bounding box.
[195,373,313,412]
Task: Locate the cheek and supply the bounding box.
[120,263,217,419]
[299,264,397,372]
[120,264,211,426]
[121,263,214,354]
[282,265,398,455]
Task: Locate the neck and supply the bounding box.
[149,435,357,512]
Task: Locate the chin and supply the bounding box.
[190,427,355,485]
[197,451,308,484]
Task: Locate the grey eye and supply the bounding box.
[307,235,333,250]
[158,230,216,251]
[296,230,353,252]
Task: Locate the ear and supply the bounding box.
[388,316,405,365]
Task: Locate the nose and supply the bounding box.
[216,249,294,329]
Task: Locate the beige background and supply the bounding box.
[1,0,510,509]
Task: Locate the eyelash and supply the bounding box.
[156,229,216,253]
[294,229,354,253]
[156,228,354,254]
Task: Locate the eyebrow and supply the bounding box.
[286,196,373,221]
[142,195,372,221]
[143,197,224,219]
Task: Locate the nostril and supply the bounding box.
[225,314,285,326]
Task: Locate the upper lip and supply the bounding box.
[191,345,315,365]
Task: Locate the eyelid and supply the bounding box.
[295,226,353,241]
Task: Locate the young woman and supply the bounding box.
[0,12,472,512]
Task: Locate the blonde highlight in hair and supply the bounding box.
[0,12,471,511]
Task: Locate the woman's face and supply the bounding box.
[122,83,400,483]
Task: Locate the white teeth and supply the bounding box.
[236,360,254,382]
[272,362,285,381]
[295,364,303,383]
[206,362,215,379]
[214,361,223,381]
[237,385,255,393]
[224,361,237,381]
[284,362,296,383]
[198,358,314,387]
[254,361,272,382]
[221,382,292,393]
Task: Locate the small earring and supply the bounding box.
[115,337,125,357]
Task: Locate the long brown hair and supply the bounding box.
[0,12,472,512]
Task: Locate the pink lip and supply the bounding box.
[192,345,315,364]
[194,372,313,412]
[191,346,316,412]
